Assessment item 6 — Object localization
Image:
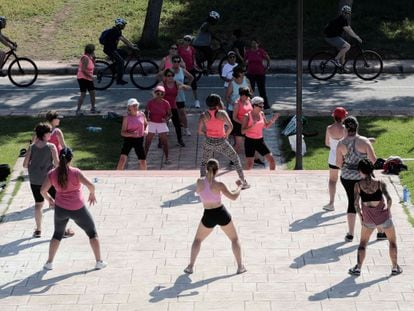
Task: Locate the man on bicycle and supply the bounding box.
[0,16,17,76]
[101,18,138,85]
[324,5,362,69]
[192,11,220,74]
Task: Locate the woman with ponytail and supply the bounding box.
[348,159,402,276]
[184,158,246,275]
[40,148,106,271]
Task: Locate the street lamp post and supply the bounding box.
[295,0,303,170]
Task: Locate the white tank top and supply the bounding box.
[328,137,340,166]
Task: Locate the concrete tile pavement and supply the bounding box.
[0,168,413,310]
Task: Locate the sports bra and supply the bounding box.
[198,178,221,204]
[360,181,383,202]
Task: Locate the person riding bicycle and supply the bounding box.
[192,10,221,74]
[0,16,17,76]
[324,5,362,69]
[101,18,138,85]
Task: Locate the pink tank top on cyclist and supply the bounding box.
[235,98,253,122]
[178,46,195,71]
[48,167,85,210]
[245,112,265,139]
[163,56,173,69]
[76,54,94,81]
[146,98,171,123]
[49,128,62,155]
[198,178,221,205]
[163,82,178,109]
[205,110,226,138]
[126,113,145,137]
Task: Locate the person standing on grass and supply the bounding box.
[41,148,106,271]
[184,158,246,275]
[76,44,98,115]
[323,107,348,211]
[117,98,148,170]
[348,159,402,276]
[23,123,59,238]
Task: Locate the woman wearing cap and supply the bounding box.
[336,116,377,242]
[323,107,347,211]
[178,35,201,108]
[117,98,148,170]
[40,148,106,271]
[171,55,194,137]
[198,94,250,189]
[244,38,271,110]
[158,43,185,74]
[348,159,402,276]
[241,96,279,170]
[184,158,246,275]
[23,123,59,238]
[221,51,239,89]
[145,85,172,164]
[76,43,97,115]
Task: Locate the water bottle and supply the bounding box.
[93,177,98,184]
[403,186,410,206]
[86,126,102,132]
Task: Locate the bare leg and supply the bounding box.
[355,225,374,269]
[77,92,86,112]
[383,225,398,268]
[89,237,102,261]
[245,157,254,170]
[144,133,155,156]
[34,202,44,231]
[185,222,214,273]
[139,160,147,170]
[192,90,198,101]
[264,153,276,170]
[336,42,351,65]
[178,107,188,129]
[347,213,357,237]
[89,90,96,110]
[46,239,61,263]
[328,168,339,206]
[116,154,128,170]
[159,132,169,160]
[221,221,246,273]
[234,136,244,154]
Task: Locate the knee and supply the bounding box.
[342,43,351,52]
[52,232,64,241]
[389,241,397,249]
[192,239,202,247]
[358,245,366,252]
[231,237,240,245]
[86,230,98,239]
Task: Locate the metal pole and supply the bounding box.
[295,0,303,170]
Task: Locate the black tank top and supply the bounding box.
[360,181,383,202]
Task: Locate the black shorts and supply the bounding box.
[121,137,146,160]
[176,101,186,109]
[77,78,95,92]
[244,137,271,158]
[30,184,56,203]
[329,164,340,169]
[201,205,232,228]
[232,121,244,137]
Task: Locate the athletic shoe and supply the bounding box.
[391,265,403,276]
[63,228,75,238]
[323,204,335,211]
[178,140,186,147]
[185,128,191,136]
[241,180,250,190]
[254,158,265,166]
[32,230,41,238]
[43,262,53,270]
[345,233,353,242]
[348,265,361,276]
[376,232,387,240]
[95,260,107,270]
[194,100,200,108]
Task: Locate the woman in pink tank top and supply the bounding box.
[117,98,148,170]
[40,148,106,271]
[232,86,253,154]
[158,44,185,76]
[45,110,66,156]
[348,159,402,276]
[241,97,279,170]
[76,44,97,115]
[184,158,246,275]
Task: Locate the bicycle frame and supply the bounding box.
[0,50,16,70]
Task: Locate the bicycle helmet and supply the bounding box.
[115,18,127,26]
[209,11,220,20]
[341,5,352,14]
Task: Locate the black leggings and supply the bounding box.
[171,108,182,142]
[340,177,359,214]
[53,205,97,241]
[247,74,269,109]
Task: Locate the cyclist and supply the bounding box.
[324,5,362,69]
[192,10,220,74]
[0,16,17,75]
[101,18,138,85]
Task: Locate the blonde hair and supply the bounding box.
[206,158,219,183]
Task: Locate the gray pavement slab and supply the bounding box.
[0,169,413,310]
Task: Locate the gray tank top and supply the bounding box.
[341,138,367,180]
[28,143,54,185]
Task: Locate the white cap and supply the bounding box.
[251,96,264,105]
[127,98,139,107]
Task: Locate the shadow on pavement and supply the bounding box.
[161,184,200,208]
[0,237,49,258]
[289,211,346,232]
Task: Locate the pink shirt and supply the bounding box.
[146,98,171,123]
[205,110,226,138]
[245,48,268,75]
[178,46,195,71]
[48,167,84,210]
[198,178,221,205]
[126,113,145,137]
[163,56,173,70]
[235,98,253,122]
[245,112,265,139]
[76,54,94,81]
[163,81,178,109]
[49,128,62,155]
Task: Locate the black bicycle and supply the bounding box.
[94,49,159,90]
[308,43,383,81]
[1,48,38,87]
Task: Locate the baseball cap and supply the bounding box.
[332,107,348,119]
[251,96,265,106]
[227,51,236,57]
[127,98,139,107]
[45,110,63,122]
[154,85,165,93]
[183,35,192,40]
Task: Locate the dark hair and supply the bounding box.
[57,148,73,188]
[172,55,181,62]
[206,93,222,108]
[35,123,52,140]
[206,158,219,182]
[84,43,95,54]
[358,159,375,178]
[45,110,60,122]
[343,116,359,134]
[164,68,174,77]
[239,86,250,97]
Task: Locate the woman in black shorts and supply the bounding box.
[184,158,246,275]
[76,44,97,115]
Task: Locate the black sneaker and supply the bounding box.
[377,232,387,240]
[345,233,353,242]
[116,80,128,85]
[348,265,361,276]
[254,158,265,166]
[178,140,185,147]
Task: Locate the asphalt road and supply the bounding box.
[1,73,414,116]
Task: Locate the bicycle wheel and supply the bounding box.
[7,57,38,87]
[308,52,337,80]
[130,60,159,90]
[353,50,383,80]
[94,60,114,90]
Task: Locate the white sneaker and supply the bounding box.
[95,260,107,270]
[323,204,335,211]
[194,100,200,108]
[43,262,53,270]
[185,128,191,136]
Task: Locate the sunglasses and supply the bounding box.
[166,74,174,77]
[184,38,191,41]
[155,91,165,95]
[172,60,181,63]
[228,55,236,58]
[170,47,177,50]
[255,104,264,108]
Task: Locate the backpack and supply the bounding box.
[383,156,408,175]
[99,28,111,45]
[0,164,11,182]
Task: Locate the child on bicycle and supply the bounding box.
[0,16,17,75]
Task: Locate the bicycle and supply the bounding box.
[94,49,159,90]
[0,48,38,87]
[308,43,383,81]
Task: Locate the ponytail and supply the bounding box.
[206,158,219,183]
[57,147,73,188]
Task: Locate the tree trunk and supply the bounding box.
[139,0,163,48]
